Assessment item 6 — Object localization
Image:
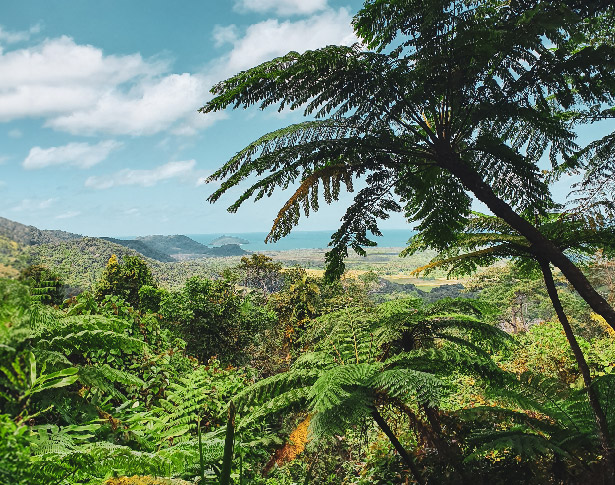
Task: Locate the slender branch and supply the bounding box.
[372,407,426,485]
[538,258,615,482]
[438,147,615,332]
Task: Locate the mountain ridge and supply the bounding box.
[0,216,247,263]
[0,216,82,246]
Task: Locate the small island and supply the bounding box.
[209,235,249,247]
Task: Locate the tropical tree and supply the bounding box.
[200,0,615,331]
[236,253,284,294]
[404,211,615,479]
[159,276,275,365]
[94,255,155,309]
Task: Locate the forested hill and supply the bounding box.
[134,234,247,259]
[26,237,159,289]
[26,237,245,290]
[101,237,176,262]
[0,216,247,263]
[0,216,249,289]
[0,235,22,278]
[135,234,212,257]
[0,216,82,246]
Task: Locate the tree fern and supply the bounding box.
[227,296,510,482]
[458,368,605,470]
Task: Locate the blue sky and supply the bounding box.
[1,1,612,239]
[0,0,371,236]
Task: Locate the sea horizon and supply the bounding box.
[186,229,416,251]
[111,229,416,251]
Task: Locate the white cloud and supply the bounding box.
[23,140,122,170]
[212,25,239,47]
[47,73,207,136]
[214,8,358,76]
[0,24,40,44]
[0,36,208,136]
[0,155,8,165]
[55,210,81,219]
[124,208,140,215]
[234,0,328,16]
[85,160,198,189]
[8,128,22,138]
[0,11,357,137]
[11,198,56,212]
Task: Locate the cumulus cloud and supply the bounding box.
[11,198,56,212]
[23,140,122,170]
[46,74,207,136]
[0,36,208,136]
[234,0,328,16]
[85,160,198,189]
[0,10,357,137]
[214,8,357,77]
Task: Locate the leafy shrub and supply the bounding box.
[95,255,155,309]
[0,414,32,485]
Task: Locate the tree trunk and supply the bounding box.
[372,407,426,485]
[440,151,615,332]
[395,399,467,482]
[421,404,469,485]
[539,259,615,484]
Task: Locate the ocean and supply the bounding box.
[187,229,416,251]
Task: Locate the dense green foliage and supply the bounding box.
[2,1,615,483]
[1,245,615,483]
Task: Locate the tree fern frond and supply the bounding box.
[233,369,320,413]
[238,387,311,430]
[37,329,146,355]
[465,429,569,462]
[309,363,379,413]
[370,368,448,406]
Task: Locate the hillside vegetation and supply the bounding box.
[2,248,615,484]
[0,216,82,246]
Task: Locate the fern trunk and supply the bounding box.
[440,149,615,333]
[397,399,468,484]
[220,402,236,485]
[372,407,426,485]
[539,259,615,484]
[421,404,469,485]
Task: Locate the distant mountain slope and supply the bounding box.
[0,235,23,277]
[0,216,82,246]
[101,237,175,262]
[0,217,248,289]
[134,235,247,259]
[27,237,246,290]
[135,234,212,256]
